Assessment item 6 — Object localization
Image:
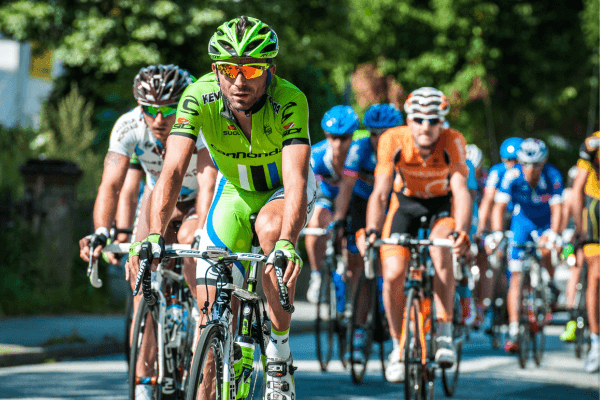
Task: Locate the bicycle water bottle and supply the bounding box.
[234,335,255,399]
[166,297,182,330]
[332,270,346,314]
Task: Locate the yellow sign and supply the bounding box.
[29,42,53,81]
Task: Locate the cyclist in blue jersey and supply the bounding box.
[477,137,524,237]
[331,103,403,360]
[305,105,359,304]
[489,138,563,353]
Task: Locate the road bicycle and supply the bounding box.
[368,226,463,400]
[89,242,197,400]
[484,232,510,350]
[351,241,390,384]
[572,255,590,359]
[133,214,293,400]
[512,241,553,369]
[302,226,349,371]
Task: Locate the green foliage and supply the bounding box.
[36,84,104,200]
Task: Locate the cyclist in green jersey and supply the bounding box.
[129,16,316,400]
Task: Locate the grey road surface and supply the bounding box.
[0,327,598,400]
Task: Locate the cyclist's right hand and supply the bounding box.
[127,233,165,281]
[79,227,109,263]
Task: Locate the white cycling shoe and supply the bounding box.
[265,355,296,400]
[585,346,599,373]
[135,384,153,400]
[306,271,321,304]
[385,349,405,383]
[435,336,456,368]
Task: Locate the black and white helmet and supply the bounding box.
[404,87,450,119]
[133,64,194,106]
[517,138,549,164]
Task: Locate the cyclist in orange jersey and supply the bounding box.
[365,87,472,383]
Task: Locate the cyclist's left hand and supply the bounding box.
[451,230,471,257]
[540,229,562,250]
[265,239,303,288]
[127,234,165,281]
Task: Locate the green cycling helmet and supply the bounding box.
[208,16,278,61]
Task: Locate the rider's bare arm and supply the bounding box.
[148,135,196,236]
[449,171,472,234]
[93,151,130,231]
[477,186,496,234]
[278,144,310,245]
[550,202,563,235]
[491,201,508,232]
[365,173,393,237]
[572,166,589,235]
[115,167,143,242]
[333,174,359,222]
[195,147,218,230]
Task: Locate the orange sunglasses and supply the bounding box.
[215,62,271,80]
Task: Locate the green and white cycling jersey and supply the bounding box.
[170,73,311,192]
[108,106,204,202]
[170,72,316,286]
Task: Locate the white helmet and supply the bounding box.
[466,144,484,169]
[517,138,549,164]
[404,87,450,120]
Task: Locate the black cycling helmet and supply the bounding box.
[133,64,194,106]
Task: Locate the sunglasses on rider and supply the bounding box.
[215,62,271,80]
[522,162,544,169]
[412,117,441,126]
[326,134,353,141]
[142,105,178,118]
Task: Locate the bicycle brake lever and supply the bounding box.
[273,250,295,314]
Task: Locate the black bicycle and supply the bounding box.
[513,242,552,369]
[485,232,510,350]
[572,252,590,359]
[350,246,389,384]
[302,226,349,371]
[368,229,461,400]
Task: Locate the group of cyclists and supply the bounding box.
[76,14,599,400]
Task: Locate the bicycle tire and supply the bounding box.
[125,289,134,366]
[517,274,531,369]
[404,288,425,400]
[129,299,160,400]
[532,286,547,367]
[441,294,462,397]
[349,273,376,384]
[186,324,226,400]
[316,263,335,371]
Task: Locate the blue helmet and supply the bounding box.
[321,105,359,135]
[518,138,549,164]
[363,104,404,129]
[499,137,523,160]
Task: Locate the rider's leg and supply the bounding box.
[304,206,332,303]
[381,251,408,382]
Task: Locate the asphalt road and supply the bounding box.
[0,327,598,400]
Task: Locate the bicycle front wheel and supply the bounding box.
[517,276,531,369]
[186,324,226,400]
[316,263,335,371]
[349,273,376,384]
[531,287,547,366]
[441,293,463,397]
[129,299,160,400]
[404,288,426,400]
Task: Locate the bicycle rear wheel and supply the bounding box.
[404,288,426,400]
[442,293,462,397]
[316,262,336,371]
[125,289,134,366]
[129,299,160,400]
[186,324,226,400]
[349,273,376,384]
[531,286,547,366]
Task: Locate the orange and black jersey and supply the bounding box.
[375,126,469,198]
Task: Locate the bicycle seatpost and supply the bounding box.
[273,250,295,314]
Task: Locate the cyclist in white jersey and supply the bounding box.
[79,64,217,400]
